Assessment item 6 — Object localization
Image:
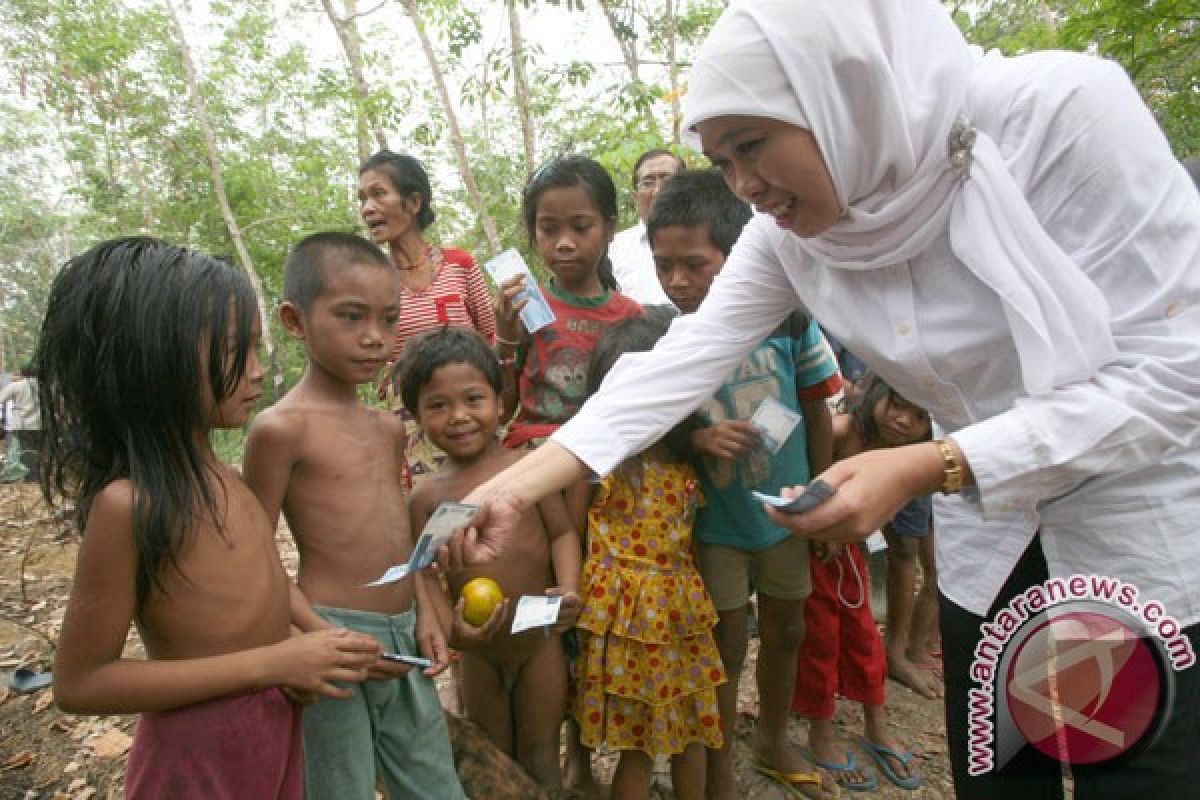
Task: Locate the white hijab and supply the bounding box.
[681,0,1118,395]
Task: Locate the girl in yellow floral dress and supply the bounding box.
[568,309,725,800]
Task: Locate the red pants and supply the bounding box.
[791,545,886,719]
[126,687,304,799]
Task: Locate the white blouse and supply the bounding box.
[555,55,1200,625]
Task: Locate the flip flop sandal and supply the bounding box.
[857,736,922,790]
[10,667,53,694]
[803,748,877,792]
[753,757,841,800]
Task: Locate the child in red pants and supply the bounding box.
[792,375,930,792]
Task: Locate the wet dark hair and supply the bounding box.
[849,373,931,448]
[397,327,502,415]
[646,169,752,257]
[358,150,437,231]
[34,236,259,613]
[521,155,618,292]
[632,148,685,187]
[586,305,702,462]
[283,231,391,312]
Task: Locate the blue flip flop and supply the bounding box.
[803,748,877,792]
[857,736,922,790]
[10,667,53,694]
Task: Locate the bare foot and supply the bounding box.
[909,644,943,675]
[563,747,604,798]
[888,652,942,699]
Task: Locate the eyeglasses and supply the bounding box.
[636,172,676,191]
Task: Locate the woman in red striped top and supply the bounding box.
[358,151,497,484]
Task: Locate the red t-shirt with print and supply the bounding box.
[504,284,642,448]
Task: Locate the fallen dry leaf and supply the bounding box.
[2,750,35,771]
[75,788,97,800]
[88,728,132,759]
[33,690,55,713]
[63,760,81,773]
[68,777,87,791]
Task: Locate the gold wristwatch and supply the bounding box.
[935,439,963,495]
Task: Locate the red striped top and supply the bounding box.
[392,246,497,360]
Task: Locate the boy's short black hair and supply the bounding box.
[646,169,753,257]
[283,231,390,312]
[397,327,502,414]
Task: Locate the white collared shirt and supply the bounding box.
[0,378,39,432]
[609,222,673,307]
[556,59,1200,625]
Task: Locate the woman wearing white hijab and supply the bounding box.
[454,1,1200,796]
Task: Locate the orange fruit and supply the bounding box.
[461,577,504,626]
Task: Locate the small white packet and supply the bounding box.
[510,595,562,634]
[484,249,556,334]
[750,396,802,453]
[365,502,480,586]
[865,530,888,553]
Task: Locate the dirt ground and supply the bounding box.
[0,482,953,799]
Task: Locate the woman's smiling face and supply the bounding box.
[696,114,842,239]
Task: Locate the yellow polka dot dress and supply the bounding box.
[574,460,725,755]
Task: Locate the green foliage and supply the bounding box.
[957,0,1198,157]
[0,0,1192,380]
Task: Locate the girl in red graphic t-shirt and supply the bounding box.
[495,155,642,450]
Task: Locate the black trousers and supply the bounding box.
[941,535,1200,799]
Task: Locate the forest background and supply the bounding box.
[1,0,1196,458]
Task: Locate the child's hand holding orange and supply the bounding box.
[452,579,510,647]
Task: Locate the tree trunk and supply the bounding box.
[397,0,502,256]
[164,0,283,394]
[109,87,155,230]
[319,0,388,161]
[663,0,681,145]
[506,0,536,172]
[599,0,640,82]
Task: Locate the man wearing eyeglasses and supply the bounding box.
[609,148,685,306]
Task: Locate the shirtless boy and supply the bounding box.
[244,232,465,800]
[400,327,582,789]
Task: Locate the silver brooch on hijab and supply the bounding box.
[947,114,977,177]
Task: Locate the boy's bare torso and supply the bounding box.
[413,447,553,662]
[138,466,292,661]
[266,395,413,615]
